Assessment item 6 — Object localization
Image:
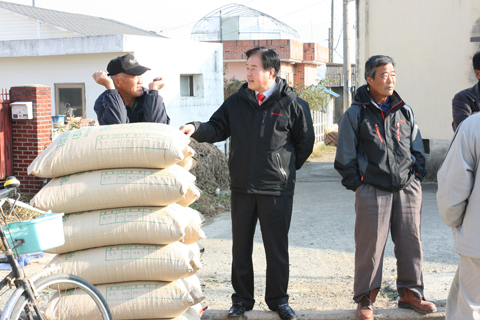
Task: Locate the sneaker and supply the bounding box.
[398,288,437,314]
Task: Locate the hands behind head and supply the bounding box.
[149,77,165,91]
[179,124,195,137]
[92,71,115,90]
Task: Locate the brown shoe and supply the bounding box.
[356,290,377,320]
[398,288,437,314]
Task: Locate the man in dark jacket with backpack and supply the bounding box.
[334,55,436,320]
[180,47,314,320]
[452,51,480,131]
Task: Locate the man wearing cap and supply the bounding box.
[93,53,170,125]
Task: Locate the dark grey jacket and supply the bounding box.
[452,81,480,131]
[334,85,426,192]
[190,78,315,196]
[94,88,170,125]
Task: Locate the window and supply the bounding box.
[54,83,85,117]
[180,74,204,97]
[180,75,194,96]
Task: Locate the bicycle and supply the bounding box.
[0,176,113,320]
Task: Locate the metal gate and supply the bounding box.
[0,89,13,180]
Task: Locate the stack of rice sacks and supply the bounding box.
[28,123,207,320]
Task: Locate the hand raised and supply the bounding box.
[149,77,165,91]
[92,71,114,89]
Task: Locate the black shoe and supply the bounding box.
[228,302,248,317]
[277,304,297,320]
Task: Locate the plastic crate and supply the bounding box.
[2,213,65,255]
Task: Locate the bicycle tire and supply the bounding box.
[9,273,113,320]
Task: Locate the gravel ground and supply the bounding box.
[0,148,458,318]
[197,151,458,314]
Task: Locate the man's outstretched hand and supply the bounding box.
[179,124,196,137]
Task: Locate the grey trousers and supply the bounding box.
[446,256,480,320]
[353,179,424,303]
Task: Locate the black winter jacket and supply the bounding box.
[334,85,426,192]
[94,88,170,125]
[190,78,315,196]
[452,81,480,131]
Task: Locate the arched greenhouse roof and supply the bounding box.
[191,3,300,41]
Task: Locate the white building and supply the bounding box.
[356,0,480,177]
[0,1,224,128]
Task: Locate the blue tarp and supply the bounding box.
[0,252,45,270]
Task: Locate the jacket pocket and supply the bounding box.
[374,124,384,143]
[276,153,287,183]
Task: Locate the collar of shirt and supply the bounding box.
[125,99,139,122]
[256,79,277,102]
[375,96,391,113]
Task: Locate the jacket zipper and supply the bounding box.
[375,124,384,143]
[396,122,401,141]
[276,153,287,182]
[260,110,267,137]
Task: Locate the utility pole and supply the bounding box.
[329,0,334,63]
[342,0,352,111]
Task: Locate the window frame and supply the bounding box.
[54,83,86,117]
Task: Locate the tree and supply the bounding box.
[294,80,332,112]
[223,63,245,100]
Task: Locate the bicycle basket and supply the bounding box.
[2,213,65,255]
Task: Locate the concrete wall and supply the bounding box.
[356,0,480,177]
[0,35,224,129]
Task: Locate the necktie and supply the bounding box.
[257,93,265,106]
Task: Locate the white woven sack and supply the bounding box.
[28,123,194,178]
[182,208,206,245]
[43,278,204,320]
[30,165,200,213]
[45,204,203,254]
[48,242,202,284]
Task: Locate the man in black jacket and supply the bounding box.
[452,51,480,131]
[180,47,314,320]
[93,53,170,125]
[334,55,436,320]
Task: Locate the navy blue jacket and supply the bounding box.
[94,88,170,125]
[452,81,480,131]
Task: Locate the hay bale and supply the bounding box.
[189,139,230,194]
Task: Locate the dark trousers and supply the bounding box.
[230,191,293,311]
[353,179,424,303]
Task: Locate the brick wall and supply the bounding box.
[10,85,52,194]
[215,39,326,62]
[303,43,329,63]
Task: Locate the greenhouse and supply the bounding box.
[191,3,300,41]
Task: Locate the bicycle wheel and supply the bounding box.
[9,273,112,320]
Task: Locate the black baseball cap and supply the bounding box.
[107,53,150,76]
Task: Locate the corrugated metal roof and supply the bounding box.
[0,1,165,38]
[325,63,357,88]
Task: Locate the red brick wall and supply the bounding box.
[213,39,328,63]
[303,43,329,63]
[10,86,52,194]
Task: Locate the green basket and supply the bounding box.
[2,213,65,255]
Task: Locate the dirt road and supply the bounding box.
[198,158,457,318]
